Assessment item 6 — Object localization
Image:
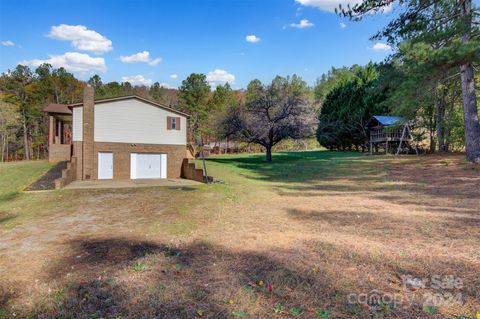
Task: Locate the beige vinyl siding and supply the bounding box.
[72,106,83,141]
[94,99,187,145]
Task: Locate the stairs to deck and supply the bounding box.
[181,158,213,183]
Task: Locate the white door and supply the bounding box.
[98,152,113,179]
[130,153,167,179]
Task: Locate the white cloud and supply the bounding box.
[245,35,261,43]
[170,74,178,80]
[296,0,392,13]
[372,42,392,51]
[121,75,153,86]
[206,69,235,87]
[295,0,362,13]
[119,51,161,66]
[290,19,314,29]
[48,24,112,54]
[381,3,394,13]
[339,22,347,29]
[1,40,14,46]
[159,83,174,89]
[20,52,106,74]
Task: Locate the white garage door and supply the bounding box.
[130,153,167,179]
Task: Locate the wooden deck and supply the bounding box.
[370,127,412,143]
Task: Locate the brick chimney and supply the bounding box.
[82,85,95,179]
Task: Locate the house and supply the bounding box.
[366,115,416,155]
[43,86,203,186]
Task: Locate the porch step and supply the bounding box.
[54,157,78,189]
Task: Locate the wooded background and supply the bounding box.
[1,0,479,162]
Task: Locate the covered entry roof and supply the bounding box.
[43,103,72,115]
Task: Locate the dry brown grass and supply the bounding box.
[0,152,479,318]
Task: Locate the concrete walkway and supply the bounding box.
[64,178,202,190]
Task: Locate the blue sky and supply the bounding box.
[0,0,396,89]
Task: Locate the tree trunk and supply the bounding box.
[22,109,30,160]
[265,144,272,162]
[459,63,480,162]
[434,86,446,152]
[1,131,5,162]
[444,93,456,152]
[429,127,436,153]
[5,133,9,161]
[459,0,480,162]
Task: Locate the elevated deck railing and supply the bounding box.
[370,129,411,143]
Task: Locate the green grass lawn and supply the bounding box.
[0,151,380,239]
[0,151,430,232]
[0,161,53,199]
[204,150,370,183]
[0,161,55,228]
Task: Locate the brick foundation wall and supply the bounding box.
[48,144,72,162]
[73,141,83,179]
[92,142,185,179]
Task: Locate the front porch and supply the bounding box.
[43,103,73,162]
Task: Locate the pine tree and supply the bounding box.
[341,0,480,162]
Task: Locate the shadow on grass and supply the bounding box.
[0,212,16,225]
[27,237,364,319]
[17,236,478,318]
[0,283,15,309]
[287,208,480,242]
[206,151,367,183]
[288,208,380,226]
[0,192,20,204]
[226,152,480,220]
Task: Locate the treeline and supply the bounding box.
[0,65,251,161]
[2,0,480,163]
[314,62,479,153]
[0,64,320,162]
[0,64,181,161]
[1,59,478,162]
[0,65,83,161]
[333,0,480,162]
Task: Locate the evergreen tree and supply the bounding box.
[316,64,392,151]
[178,73,211,144]
[341,0,480,161]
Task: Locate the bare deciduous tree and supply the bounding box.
[222,75,317,161]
